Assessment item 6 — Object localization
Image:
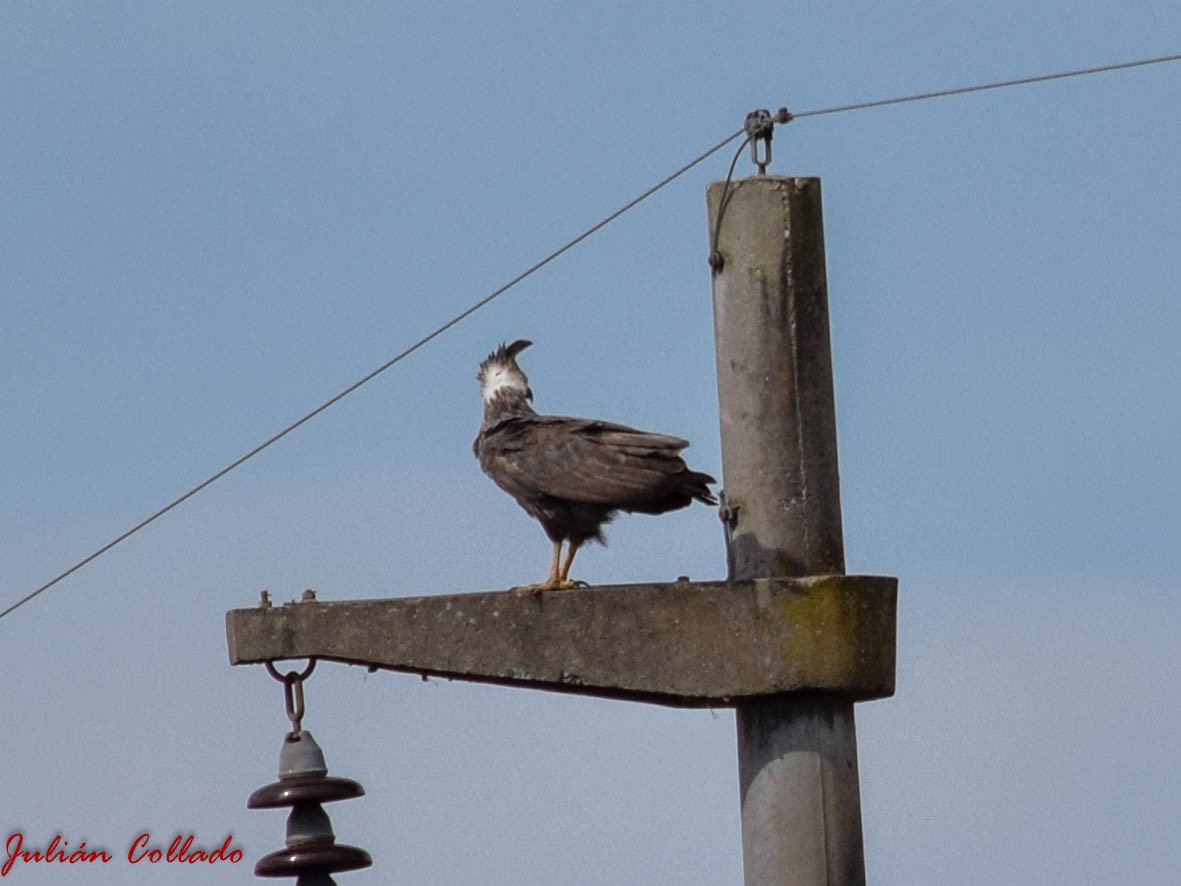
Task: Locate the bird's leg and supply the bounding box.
[514,540,564,596]
[546,539,564,588]
[557,539,588,588]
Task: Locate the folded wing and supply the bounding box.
[480,416,716,512]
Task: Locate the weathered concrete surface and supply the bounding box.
[226,576,896,708]
[710,176,845,580]
[738,694,863,886]
[709,175,870,886]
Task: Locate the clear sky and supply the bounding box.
[3,3,1179,884]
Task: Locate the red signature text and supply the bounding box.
[2,832,244,876]
[2,833,113,877]
[127,833,243,865]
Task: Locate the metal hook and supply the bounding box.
[265,658,317,683]
[265,658,317,739]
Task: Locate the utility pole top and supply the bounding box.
[226,131,897,885]
[226,576,896,708]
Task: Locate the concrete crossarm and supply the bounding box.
[225,575,896,708]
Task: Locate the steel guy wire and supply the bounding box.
[0,130,744,623]
[4,49,1179,623]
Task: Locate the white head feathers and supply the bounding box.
[477,339,533,405]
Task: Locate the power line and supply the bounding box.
[794,52,1181,118]
[0,130,744,623]
[4,50,1179,623]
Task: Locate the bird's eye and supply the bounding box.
[526,386,534,401]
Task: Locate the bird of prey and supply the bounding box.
[473,339,717,594]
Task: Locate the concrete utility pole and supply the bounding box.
[226,170,894,885]
[709,174,865,886]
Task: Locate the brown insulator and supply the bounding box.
[247,730,372,884]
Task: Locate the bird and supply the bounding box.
[473,339,717,594]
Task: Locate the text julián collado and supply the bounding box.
[2,832,244,877]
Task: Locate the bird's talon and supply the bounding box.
[511,579,586,595]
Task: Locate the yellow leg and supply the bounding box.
[558,539,583,585]
[514,540,564,596]
[546,540,563,587]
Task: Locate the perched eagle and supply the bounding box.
[473,339,717,593]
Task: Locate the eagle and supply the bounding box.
[473,339,717,594]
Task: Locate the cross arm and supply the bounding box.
[225,576,896,708]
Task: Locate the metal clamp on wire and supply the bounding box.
[265,658,317,740]
[745,107,793,175]
[709,106,795,272]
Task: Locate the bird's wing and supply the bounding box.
[481,416,693,505]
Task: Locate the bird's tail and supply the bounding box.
[683,469,718,507]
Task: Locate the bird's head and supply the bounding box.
[477,339,534,406]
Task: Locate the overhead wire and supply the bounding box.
[792,52,1181,118]
[3,50,1179,622]
[0,129,744,623]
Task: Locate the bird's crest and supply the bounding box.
[478,339,533,405]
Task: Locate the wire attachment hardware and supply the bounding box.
[251,658,372,883]
[709,107,795,272]
[745,109,773,174]
[744,107,793,175]
[266,659,317,740]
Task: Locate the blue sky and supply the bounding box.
[2,3,1179,884]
